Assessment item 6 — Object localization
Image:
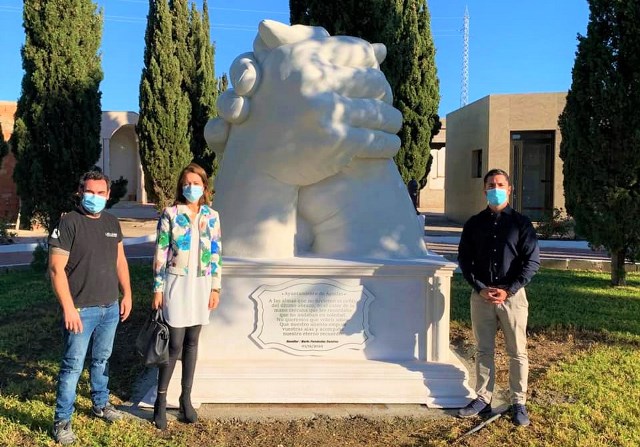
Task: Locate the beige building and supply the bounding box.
[419,118,446,212]
[97,111,146,203]
[444,92,567,223]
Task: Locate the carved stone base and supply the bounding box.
[143,256,473,408]
[161,358,471,407]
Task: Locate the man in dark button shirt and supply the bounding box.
[456,168,540,426]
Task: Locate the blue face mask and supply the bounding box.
[486,188,508,207]
[82,193,107,214]
[183,185,204,203]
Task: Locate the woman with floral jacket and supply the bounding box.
[151,163,221,430]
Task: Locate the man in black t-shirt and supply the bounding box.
[48,171,132,445]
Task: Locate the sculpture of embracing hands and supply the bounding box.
[206,20,427,259]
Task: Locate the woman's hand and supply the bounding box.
[209,290,220,310]
[152,291,164,309]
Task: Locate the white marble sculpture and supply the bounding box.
[205,20,427,259]
[145,21,472,408]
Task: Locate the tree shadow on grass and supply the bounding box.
[0,358,59,435]
[0,403,53,439]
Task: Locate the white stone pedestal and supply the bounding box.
[157,255,473,408]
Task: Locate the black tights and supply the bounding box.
[157,324,202,394]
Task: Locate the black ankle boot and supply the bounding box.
[153,393,167,430]
[178,390,197,423]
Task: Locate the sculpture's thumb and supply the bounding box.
[258,19,330,49]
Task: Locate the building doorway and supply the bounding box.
[109,125,139,202]
[510,131,554,221]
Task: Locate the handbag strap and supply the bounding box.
[153,308,165,323]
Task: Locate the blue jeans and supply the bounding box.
[54,301,119,422]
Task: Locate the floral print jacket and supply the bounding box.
[153,204,222,293]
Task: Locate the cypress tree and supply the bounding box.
[290,0,440,185]
[138,0,192,209]
[11,0,103,231]
[188,0,218,177]
[559,0,640,286]
[393,1,440,186]
[170,0,192,86]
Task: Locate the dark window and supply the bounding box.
[471,149,482,178]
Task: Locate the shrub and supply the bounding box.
[30,240,48,273]
[107,176,129,209]
[537,208,575,240]
[0,219,16,245]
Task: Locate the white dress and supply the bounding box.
[162,215,212,327]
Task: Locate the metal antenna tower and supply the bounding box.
[461,5,469,107]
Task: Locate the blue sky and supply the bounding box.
[0,0,589,116]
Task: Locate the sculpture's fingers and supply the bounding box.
[230,52,261,96]
[322,65,393,104]
[204,118,229,156]
[342,127,401,159]
[342,98,403,134]
[252,33,271,64]
[372,43,387,66]
[216,89,250,124]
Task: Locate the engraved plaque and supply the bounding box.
[249,279,375,355]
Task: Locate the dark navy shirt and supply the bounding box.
[457,205,540,295]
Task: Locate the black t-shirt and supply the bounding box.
[48,209,123,307]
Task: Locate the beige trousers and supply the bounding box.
[470,288,529,405]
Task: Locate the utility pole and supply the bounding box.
[461,5,469,107]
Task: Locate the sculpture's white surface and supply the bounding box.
[205,20,427,259]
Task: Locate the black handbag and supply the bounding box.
[135,309,170,367]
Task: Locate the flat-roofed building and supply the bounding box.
[419,118,446,212]
[444,92,567,223]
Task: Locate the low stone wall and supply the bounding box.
[437,253,640,272]
[540,259,640,272]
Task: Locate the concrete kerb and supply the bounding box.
[426,235,595,250]
[0,234,156,254]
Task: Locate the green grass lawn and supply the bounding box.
[0,266,639,446]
